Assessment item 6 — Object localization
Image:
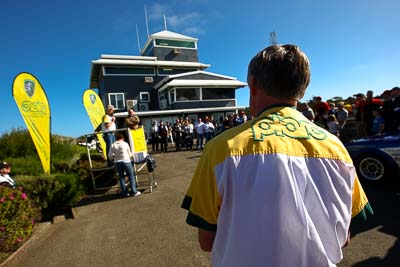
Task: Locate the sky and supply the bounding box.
[1,0,399,138]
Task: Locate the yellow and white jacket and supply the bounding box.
[182,105,371,267]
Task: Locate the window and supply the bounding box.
[108,93,125,110]
[104,67,155,76]
[155,38,196,48]
[140,92,150,103]
[169,89,175,103]
[158,68,197,76]
[141,41,154,56]
[175,88,200,102]
[202,88,235,100]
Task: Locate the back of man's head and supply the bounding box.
[248,44,310,100]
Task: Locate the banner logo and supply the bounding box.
[90,94,96,104]
[24,79,35,97]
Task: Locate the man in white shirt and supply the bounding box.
[204,117,215,142]
[195,118,205,150]
[108,133,141,198]
[182,44,372,267]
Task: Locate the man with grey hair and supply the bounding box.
[336,101,349,129]
[182,44,371,266]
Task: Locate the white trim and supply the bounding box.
[92,58,210,69]
[140,92,150,103]
[114,106,246,117]
[108,93,125,110]
[199,98,237,102]
[151,30,198,41]
[158,79,247,92]
[154,70,241,89]
[101,54,157,61]
[169,70,238,80]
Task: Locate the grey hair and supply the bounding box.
[248,44,311,100]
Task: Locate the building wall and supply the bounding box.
[154,47,198,62]
[174,73,228,80]
[102,76,161,110]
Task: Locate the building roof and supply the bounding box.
[150,30,198,41]
[89,55,210,88]
[154,70,247,92]
[157,79,247,92]
[141,30,198,56]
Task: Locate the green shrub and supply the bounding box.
[17,174,86,221]
[0,186,41,252]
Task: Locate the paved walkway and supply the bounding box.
[3,150,210,267]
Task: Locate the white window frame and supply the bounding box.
[140,92,150,103]
[169,87,235,103]
[108,93,125,110]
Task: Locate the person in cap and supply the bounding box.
[101,105,117,166]
[182,44,372,267]
[0,162,16,188]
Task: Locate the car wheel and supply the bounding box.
[355,154,388,182]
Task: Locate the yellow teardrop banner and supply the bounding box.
[12,72,51,174]
[82,89,107,158]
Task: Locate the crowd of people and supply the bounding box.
[298,88,400,141]
[149,111,249,153]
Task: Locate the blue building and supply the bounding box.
[89,29,247,135]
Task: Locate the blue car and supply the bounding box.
[345,133,400,182]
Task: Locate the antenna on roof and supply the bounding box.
[269,31,277,45]
[136,24,141,54]
[144,4,150,37]
[163,15,168,30]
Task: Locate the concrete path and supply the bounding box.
[3,150,210,267]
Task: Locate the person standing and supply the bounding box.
[125,108,140,130]
[235,111,247,125]
[102,105,116,166]
[182,44,371,267]
[182,119,194,150]
[108,133,141,198]
[158,121,169,153]
[195,118,205,150]
[204,116,215,142]
[0,161,16,188]
[172,119,183,151]
[150,121,159,152]
[336,101,349,129]
[300,102,315,122]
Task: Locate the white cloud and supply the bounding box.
[148,3,171,21]
[147,3,206,36]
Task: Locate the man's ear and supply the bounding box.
[249,76,258,97]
